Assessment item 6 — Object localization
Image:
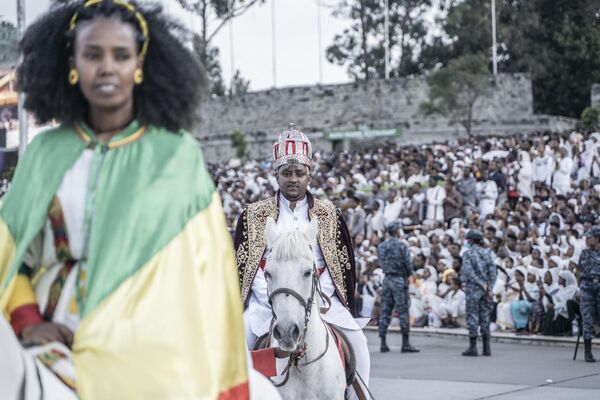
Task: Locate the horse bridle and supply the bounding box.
[267,266,332,387]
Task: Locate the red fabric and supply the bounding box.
[333,331,345,368]
[250,348,277,377]
[10,303,43,337]
[218,381,249,400]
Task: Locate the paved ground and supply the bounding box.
[366,330,600,400]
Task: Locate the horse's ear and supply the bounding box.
[265,217,279,248]
[305,218,319,248]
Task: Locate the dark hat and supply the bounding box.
[466,230,483,241]
[386,221,402,235]
[584,225,600,238]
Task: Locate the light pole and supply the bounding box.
[384,0,390,80]
[271,0,277,87]
[228,0,236,95]
[491,0,498,76]
[16,0,28,155]
[316,1,323,83]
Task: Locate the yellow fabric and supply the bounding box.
[6,275,37,314]
[73,193,248,400]
[0,218,16,313]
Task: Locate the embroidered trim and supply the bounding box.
[238,197,278,304]
[311,199,349,302]
[238,196,351,305]
[74,125,146,149]
[44,197,78,321]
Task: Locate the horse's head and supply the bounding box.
[264,216,318,352]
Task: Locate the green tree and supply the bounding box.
[231,130,246,158]
[426,0,600,118]
[176,1,262,95]
[229,70,249,96]
[420,53,491,136]
[0,20,18,68]
[193,35,226,97]
[326,0,435,80]
[579,107,600,130]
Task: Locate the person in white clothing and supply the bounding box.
[477,170,499,220]
[438,277,466,328]
[517,151,534,200]
[552,147,574,195]
[425,175,446,226]
[234,124,370,393]
[532,145,553,184]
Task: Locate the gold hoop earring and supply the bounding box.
[68,69,79,85]
[134,68,143,85]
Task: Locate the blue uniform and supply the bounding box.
[378,237,413,336]
[461,244,497,337]
[577,248,600,341]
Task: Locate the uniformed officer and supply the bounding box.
[461,229,497,356]
[378,222,419,353]
[577,225,600,363]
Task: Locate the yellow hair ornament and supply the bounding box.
[68,0,149,60]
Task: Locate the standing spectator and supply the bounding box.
[346,195,367,240]
[457,167,477,218]
[400,184,423,227]
[533,144,552,185]
[489,160,507,206]
[425,175,446,227]
[382,190,402,226]
[477,170,498,221]
[552,147,573,195]
[444,180,464,234]
[517,151,534,200]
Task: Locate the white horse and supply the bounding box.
[264,217,347,400]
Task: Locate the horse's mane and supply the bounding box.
[270,230,313,262]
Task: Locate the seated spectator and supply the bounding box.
[438,277,466,328]
[542,270,579,336]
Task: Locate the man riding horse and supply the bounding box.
[234,124,371,391]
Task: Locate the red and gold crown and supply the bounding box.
[272,123,312,169]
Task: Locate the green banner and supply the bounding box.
[324,128,401,140]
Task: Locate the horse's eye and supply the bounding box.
[264,271,271,280]
[304,271,312,278]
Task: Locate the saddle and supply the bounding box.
[253,322,357,388]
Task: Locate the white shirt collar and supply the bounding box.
[279,192,308,212]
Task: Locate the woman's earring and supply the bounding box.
[134,68,143,85]
[68,69,79,85]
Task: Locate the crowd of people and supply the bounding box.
[211,130,600,337]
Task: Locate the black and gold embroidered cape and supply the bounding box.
[233,192,358,317]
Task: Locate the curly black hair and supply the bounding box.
[17,0,206,132]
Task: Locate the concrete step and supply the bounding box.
[365,325,600,348]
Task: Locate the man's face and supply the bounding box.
[277,163,311,202]
[413,255,425,268]
[506,236,516,250]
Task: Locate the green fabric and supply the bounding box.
[1,126,86,289]
[0,123,215,317]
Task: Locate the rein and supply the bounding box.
[267,267,333,387]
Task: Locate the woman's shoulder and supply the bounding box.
[22,125,83,159]
[144,126,206,159]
